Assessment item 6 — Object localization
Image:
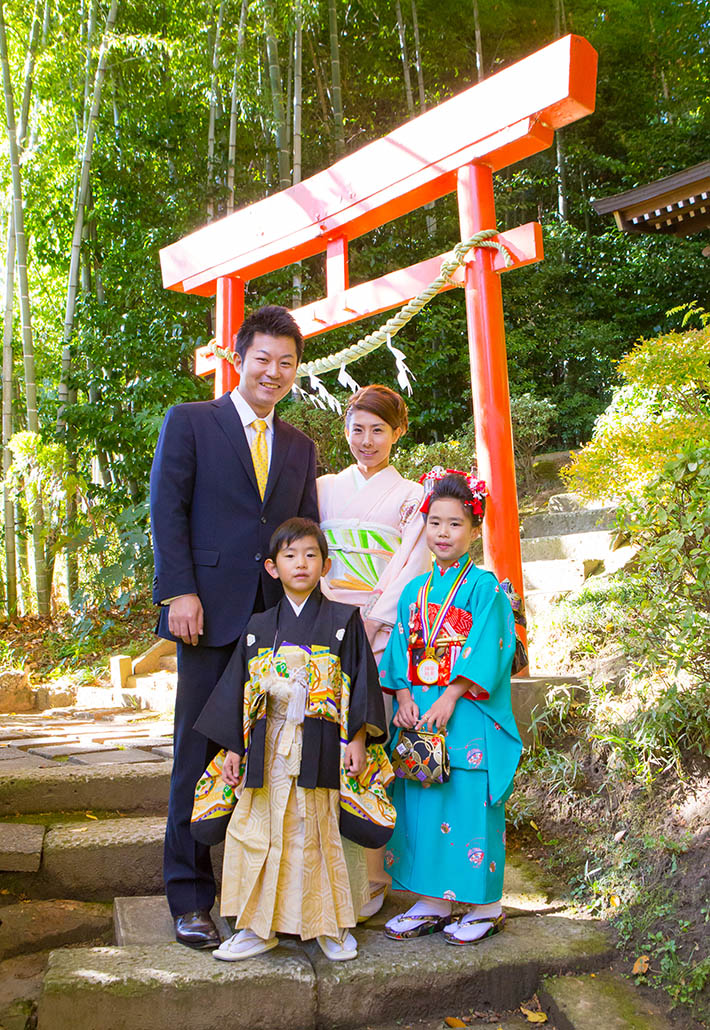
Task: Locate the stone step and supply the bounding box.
[539,970,672,1029]
[113,896,231,946]
[0,900,112,961]
[521,530,615,563]
[521,507,617,539]
[523,558,602,593]
[524,588,572,619]
[37,914,613,1030]
[76,671,177,713]
[511,676,583,748]
[0,760,172,817]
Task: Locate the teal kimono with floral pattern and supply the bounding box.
[379,560,522,904]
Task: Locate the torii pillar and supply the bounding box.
[159,34,598,644]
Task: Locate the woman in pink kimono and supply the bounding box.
[317,384,432,917]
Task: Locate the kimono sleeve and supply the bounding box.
[369,489,430,628]
[193,631,250,754]
[377,583,416,696]
[451,573,516,701]
[340,610,387,744]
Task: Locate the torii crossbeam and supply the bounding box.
[160,33,598,627]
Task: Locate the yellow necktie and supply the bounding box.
[251,419,268,499]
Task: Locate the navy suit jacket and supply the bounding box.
[150,392,319,648]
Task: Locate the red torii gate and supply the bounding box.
[160,33,598,624]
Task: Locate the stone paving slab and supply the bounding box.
[37,915,612,1030]
[539,971,671,1030]
[67,748,164,765]
[28,743,113,758]
[153,746,174,759]
[113,896,231,945]
[0,900,112,960]
[95,737,173,750]
[0,821,46,871]
[0,761,172,816]
[0,746,40,761]
[37,941,315,1030]
[1,736,83,749]
[0,756,54,772]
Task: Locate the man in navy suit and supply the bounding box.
[150,305,318,948]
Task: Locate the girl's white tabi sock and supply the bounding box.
[386,896,452,932]
[444,901,502,942]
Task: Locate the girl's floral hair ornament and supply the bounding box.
[418,467,487,517]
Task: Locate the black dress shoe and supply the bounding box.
[174,909,221,950]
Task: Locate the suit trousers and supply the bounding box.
[163,640,237,917]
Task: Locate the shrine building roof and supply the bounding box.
[591,160,710,237]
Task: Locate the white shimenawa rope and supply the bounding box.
[207,229,512,412]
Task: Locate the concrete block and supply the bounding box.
[0,761,172,816]
[0,900,112,960]
[110,655,133,691]
[37,942,316,1030]
[73,686,122,708]
[0,822,45,871]
[305,914,613,1029]
[113,896,231,945]
[539,970,671,1030]
[132,639,176,677]
[67,749,164,766]
[0,952,48,1028]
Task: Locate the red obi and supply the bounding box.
[407,602,472,689]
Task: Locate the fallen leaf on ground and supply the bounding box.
[444,1019,466,1028]
[610,894,621,907]
[529,820,539,831]
[520,1008,547,1023]
[85,811,98,820]
[632,955,650,974]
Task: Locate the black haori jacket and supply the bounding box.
[194,588,387,790]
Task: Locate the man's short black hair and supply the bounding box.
[269,518,328,563]
[234,305,304,362]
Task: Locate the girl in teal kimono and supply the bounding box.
[378,471,522,945]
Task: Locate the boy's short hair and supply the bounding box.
[269,518,329,563]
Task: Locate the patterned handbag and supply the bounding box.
[391,728,450,785]
[190,749,241,845]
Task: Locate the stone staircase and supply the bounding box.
[520,495,632,637]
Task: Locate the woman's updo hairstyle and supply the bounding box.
[427,472,486,527]
[344,384,409,435]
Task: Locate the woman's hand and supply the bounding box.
[344,727,367,776]
[393,689,419,729]
[221,750,243,788]
[416,677,472,732]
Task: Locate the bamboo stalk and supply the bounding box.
[226,0,248,214]
[327,0,344,156]
[264,0,290,189]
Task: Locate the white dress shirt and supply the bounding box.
[230,388,275,471]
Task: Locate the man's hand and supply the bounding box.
[344,727,367,777]
[393,688,419,729]
[168,593,204,645]
[221,750,243,788]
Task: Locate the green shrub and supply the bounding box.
[563,324,710,500]
[510,393,556,493]
[280,399,351,474]
[620,440,710,687]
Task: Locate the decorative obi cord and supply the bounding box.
[261,647,310,761]
[321,519,402,592]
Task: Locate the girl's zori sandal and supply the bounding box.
[384,911,451,940]
[443,911,506,945]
